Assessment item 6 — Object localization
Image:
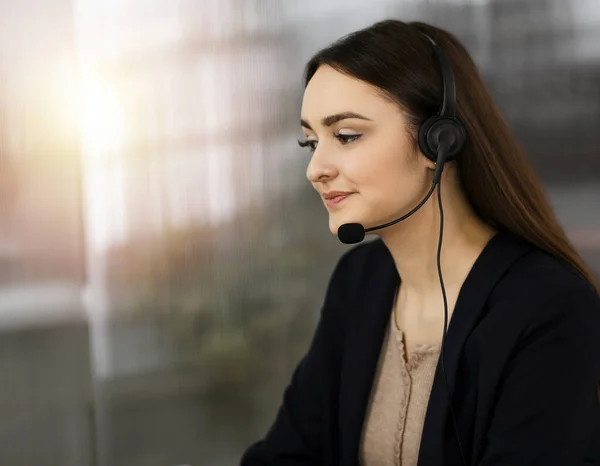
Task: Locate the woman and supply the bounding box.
[240,19,600,466]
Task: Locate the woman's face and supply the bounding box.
[300,65,432,237]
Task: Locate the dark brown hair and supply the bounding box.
[303,19,599,292]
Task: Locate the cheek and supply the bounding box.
[353,143,415,196]
[365,166,411,207]
[362,158,428,221]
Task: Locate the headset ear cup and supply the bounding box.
[418,116,466,163]
[418,116,440,163]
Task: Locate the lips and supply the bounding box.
[324,193,352,207]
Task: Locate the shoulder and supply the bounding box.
[327,238,394,291]
[488,242,600,337]
[493,244,599,306]
[335,238,393,278]
[322,238,394,315]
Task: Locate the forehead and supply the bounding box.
[301,65,399,123]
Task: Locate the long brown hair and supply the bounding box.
[303,19,599,293]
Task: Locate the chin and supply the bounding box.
[328,216,341,236]
[328,220,339,236]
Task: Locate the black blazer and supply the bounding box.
[241,230,600,465]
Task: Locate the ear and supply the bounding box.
[413,135,437,170]
[419,150,437,170]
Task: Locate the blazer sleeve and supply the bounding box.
[240,249,352,466]
[479,284,600,465]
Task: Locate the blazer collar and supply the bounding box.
[339,229,533,466]
[418,229,532,465]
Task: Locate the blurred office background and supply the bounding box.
[0,0,599,464]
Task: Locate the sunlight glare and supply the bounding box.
[78,78,126,164]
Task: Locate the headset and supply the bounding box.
[336,31,468,465]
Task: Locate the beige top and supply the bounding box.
[359,312,441,466]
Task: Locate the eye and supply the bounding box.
[335,133,362,145]
[297,139,317,152]
[297,133,361,153]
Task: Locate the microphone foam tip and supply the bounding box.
[338,223,365,244]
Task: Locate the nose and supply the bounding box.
[306,146,338,183]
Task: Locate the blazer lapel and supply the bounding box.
[339,241,399,466]
[417,230,533,465]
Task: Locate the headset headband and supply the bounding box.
[421,33,457,118]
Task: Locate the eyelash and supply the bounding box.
[297,133,362,152]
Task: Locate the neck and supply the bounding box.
[377,177,496,297]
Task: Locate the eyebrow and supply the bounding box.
[300,111,372,130]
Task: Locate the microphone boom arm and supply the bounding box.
[364,141,449,234]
